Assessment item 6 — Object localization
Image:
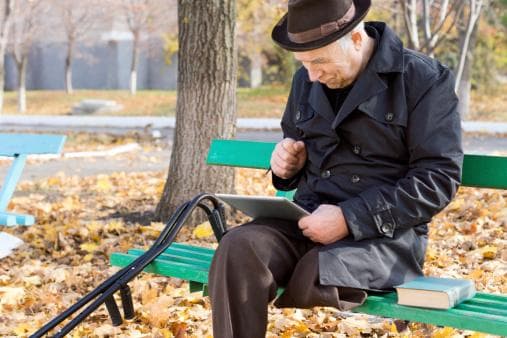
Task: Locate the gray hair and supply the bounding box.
[335,21,365,52]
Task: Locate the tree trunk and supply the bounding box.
[65,40,74,94]
[0,0,15,114]
[17,56,27,113]
[250,53,262,88]
[401,0,420,50]
[457,63,472,119]
[0,69,4,114]
[156,0,237,224]
[455,0,483,91]
[457,11,480,120]
[130,31,139,95]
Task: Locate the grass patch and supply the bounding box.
[2,84,505,121]
[3,90,176,116]
[469,84,507,121]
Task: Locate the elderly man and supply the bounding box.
[209,0,463,337]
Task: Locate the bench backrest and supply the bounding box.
[207,139,507,191]
[0,134,66,156]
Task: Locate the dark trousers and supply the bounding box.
[208,221,367,338]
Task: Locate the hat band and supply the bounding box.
[287,3,356,44]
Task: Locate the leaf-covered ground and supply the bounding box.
[0,166,505,337]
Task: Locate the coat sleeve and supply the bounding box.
[272,72,306,191]
[339,66,463,241]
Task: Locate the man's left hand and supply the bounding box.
[298,204,349,245]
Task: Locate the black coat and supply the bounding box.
[273,22,463,290]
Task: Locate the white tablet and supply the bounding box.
[216,193,310,221]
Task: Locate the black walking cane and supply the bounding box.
[30,193,227,338]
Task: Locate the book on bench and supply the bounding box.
[395,276,476,309]
[215,194,310,221]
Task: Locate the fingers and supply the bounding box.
[298,217,314,241]
[293,141,306,153]
[270,138,306,179]
[280,138,302,156]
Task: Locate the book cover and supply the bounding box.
[396,276,476,309]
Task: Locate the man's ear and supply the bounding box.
[351,31,362,50]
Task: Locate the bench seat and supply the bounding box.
[111,139,507,335]
[110,242,507,336]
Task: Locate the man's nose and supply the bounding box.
[307,67,322,82]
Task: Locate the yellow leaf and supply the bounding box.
[469,269,484,280]
[23,275,42,286]
[47,268,68,283]
[105,220,124,233]
[0,287,25,306]
[390,322,398,334]
[447,198,464,211]
[96,176,113,192]
[294,321,310,333]
[432,327,456,338]
[13,322,34,336]
[158,328,174,338]
[468,333,487,338]
[192,222,214,239]
[481,245,497,259]
[80,242,98,253]
[426,248,437,260]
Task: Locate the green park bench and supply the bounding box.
[111,139,507,336]
[0,133,66,226]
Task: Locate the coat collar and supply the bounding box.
[302,22,404,128]
[308,82,336,123]
[330,22,404,128]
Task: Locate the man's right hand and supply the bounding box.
[270,138,307,179]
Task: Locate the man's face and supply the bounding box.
[293,38,361,89]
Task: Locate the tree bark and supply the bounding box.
[250,52,262,88]
[401,0,420,50]
[455,0,483,92]
[156,0,237,224]
[130,31,139,95]
[0,69,4,114]
[0,0,15,113]
[457,10,480,120]
[65,39,74,94]
[16,56,27,113]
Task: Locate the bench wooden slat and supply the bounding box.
[128,249,211,269]
[0,134,66,156]
[462,154,507,189]
[110,243,507,336]
[170,242,216,255]
[457,303,507,317]
[354,293,507,336]
[110,252,209,284]
[207,139,507,190]
[206,140,274,169]
[0,211,35,226]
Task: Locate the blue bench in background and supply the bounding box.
[0,133,66,226]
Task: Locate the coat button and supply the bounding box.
[385,112,394,121]
[352,145,361,154]
[381,222,393,233]
[295,110,302,121]
[321,170,331,179]
[351,175,360,183]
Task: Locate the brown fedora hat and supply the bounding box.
[272,0,371,52]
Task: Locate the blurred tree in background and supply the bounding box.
[368,0,505,118]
